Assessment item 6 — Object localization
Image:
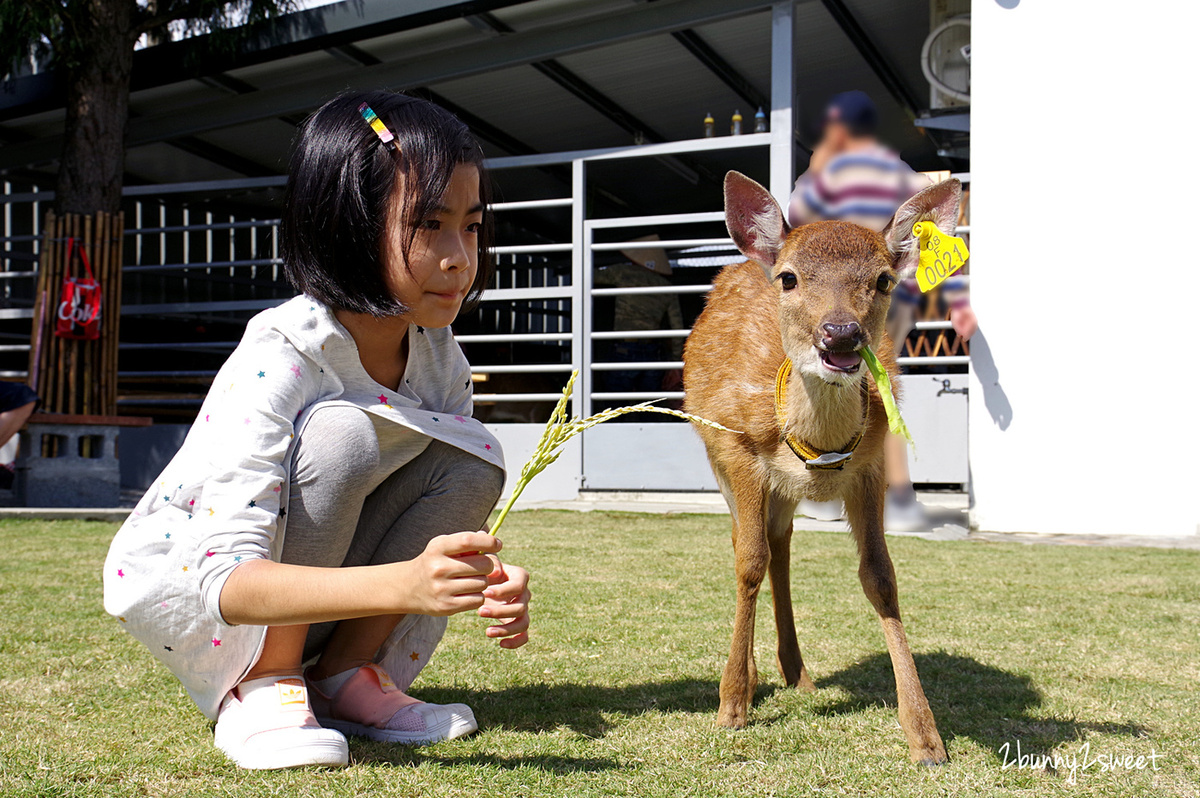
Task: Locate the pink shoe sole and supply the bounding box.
[308,663,478,745]
[319,701,477,745]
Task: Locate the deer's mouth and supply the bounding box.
[819,349,862,373]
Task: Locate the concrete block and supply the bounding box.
[15,423,121,508]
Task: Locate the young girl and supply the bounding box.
[103,92,530,770]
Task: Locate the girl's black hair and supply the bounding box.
[281,91,493,317]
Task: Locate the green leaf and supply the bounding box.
[861,345,914,448]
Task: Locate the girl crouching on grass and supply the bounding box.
[103,91,530,770]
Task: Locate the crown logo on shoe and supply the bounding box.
[366,663,397,691]
[276,678,307,706]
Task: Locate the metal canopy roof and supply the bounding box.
[0,0,948,196]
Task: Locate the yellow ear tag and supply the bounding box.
[912,221,969,293]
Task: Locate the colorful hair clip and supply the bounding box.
[358,102,398,151]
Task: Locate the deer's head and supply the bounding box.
[724,171,962,385]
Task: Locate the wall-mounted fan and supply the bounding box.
[922,14,970,106]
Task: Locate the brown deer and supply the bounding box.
[683,171,961,765]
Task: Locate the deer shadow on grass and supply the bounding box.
[425,677,754,737]
[812,651,1149,760]
[354,655,1148,769]
[353,677,773,769]
[349,746,625,773]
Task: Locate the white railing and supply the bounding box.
[0,141,970,404]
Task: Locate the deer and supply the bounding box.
[682,171,961,765]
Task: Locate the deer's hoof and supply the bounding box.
[715,703,748,729]
[912,746,949,766]
[792,670,817,693]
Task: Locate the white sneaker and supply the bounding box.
[214,676,349,770]
[885,495,932,533]
[798,498,845,522]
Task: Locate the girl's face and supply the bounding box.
[382,163,483,329]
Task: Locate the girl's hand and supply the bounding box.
[479,553,530,649]
[406,532,500,617]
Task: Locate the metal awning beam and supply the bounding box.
[671,29,769,114]
[414,88,539,157]
[470,10,667,143]
[0,0,782,170]
[817,0,921,115]
[531,60,665,143]
[0,0,534,120]
[165,137,279,178]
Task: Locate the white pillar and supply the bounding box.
[571,156,589,419]
[769,2,795,209]
[969,0,1200,538]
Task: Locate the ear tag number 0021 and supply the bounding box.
[912,221,969,293]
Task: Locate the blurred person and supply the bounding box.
[594,235,683,400]
[0,381,38,489]
[788,90,930,232]
[787,90,974,530]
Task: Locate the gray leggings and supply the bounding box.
[279,405,503,661]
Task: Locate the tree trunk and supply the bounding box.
[56,0,137,215]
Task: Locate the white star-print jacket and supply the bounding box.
[102,295,504,720]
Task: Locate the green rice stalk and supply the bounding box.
[488,370,736,537]
[860,345,914,448]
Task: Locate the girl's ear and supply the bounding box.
[724,171,789,277]
[881,179,962,277]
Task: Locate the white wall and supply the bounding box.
[488,424,582,502]
[970,0,1200,537]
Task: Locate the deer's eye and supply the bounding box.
[778,272,798,291]
[876,273,894,294]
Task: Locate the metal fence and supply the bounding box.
[1,138,969,418]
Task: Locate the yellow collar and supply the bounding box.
[774,358,868,470]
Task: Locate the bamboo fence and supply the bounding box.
[28,211,125,417]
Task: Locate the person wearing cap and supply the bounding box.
[594,236,683,400]
[787,91,974,531]
[788,90,930,232]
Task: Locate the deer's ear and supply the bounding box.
[882,178,962,277]
[724,171,789,274]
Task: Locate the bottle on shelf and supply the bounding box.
[730,109,743,135]
[703,112,715,138]
[754,107,767,133]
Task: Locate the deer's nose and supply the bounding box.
[821,321,862,350]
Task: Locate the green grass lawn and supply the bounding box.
[1,512,1197,797]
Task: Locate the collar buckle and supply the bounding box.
[775,358,868,471]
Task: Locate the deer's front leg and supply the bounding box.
[766,495,815,691]
[718,490,769,728]
[845,473,948,765]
